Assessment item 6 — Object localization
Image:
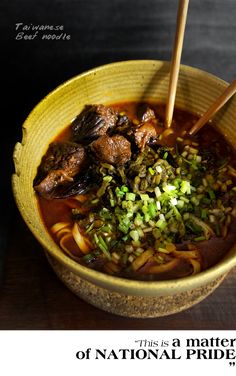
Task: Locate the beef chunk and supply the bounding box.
[34,142,86,198]
[116,114,130,127]
[48,168,98,198]
[90,135,131,165]
[134,123,158,151]
[134,107,158,150]
[71,104,118,143]
[136,104,156,122]
[115,114,131,134]
[141,107,156,122]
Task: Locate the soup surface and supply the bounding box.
[34,102,236,280]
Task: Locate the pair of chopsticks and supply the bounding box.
[165,0,236,135]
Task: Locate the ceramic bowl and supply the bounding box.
[12,60,236,317]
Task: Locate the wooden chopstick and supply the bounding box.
[189,78,236,135]
[165,0,189,128]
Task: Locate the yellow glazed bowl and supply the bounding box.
[12,60,236,317]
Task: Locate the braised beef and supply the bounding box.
[90,135,131,165]
[34,142,87,198]
[115,114,132,134]
[134,123,158,150]
[141,107,156,122]
[134,107,159,150]
[50,168,98,198]
[71,104,118,143]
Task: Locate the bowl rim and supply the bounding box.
[12,59,236,296]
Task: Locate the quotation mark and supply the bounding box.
[229,362,235,367]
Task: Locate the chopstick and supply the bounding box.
[165,0,189,128]
[189,78,236,135]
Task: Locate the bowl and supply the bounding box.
[12,60,236,317]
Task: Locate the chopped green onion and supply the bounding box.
[158,247,169,253]
[156,165,162,173]
[98,243,111,259]
[194,236,206,242]
[208,189,216,200]
[115,187,125,197]
[148,202,157,218]
[201,208,207,219]
[173,206,182,220]
[156,200,161,211]
[154,187,161,198]
[140,193,150,201]
[189,147,198,154]
[152,228,161,239]
[170,198,178,206]
[156,218,167,230]
[180,180,191,194]
[163,184,176,193]
[183,213,190,220]
[148,167,155,175]
[209,215,215,223]
[144,213,151,222]
[126,192,136,201]
[122,235,129,241]
[91,198,99,204]
[134,213,144,226]
[98,235,108,250]
[110,199,115,207]
[85,223,94,233]
[103,175,113,182]
[191,197,199,206]
[177,200,184,208]
[118,222,130,234]
[180,196,189,203]
[129,230,139,242]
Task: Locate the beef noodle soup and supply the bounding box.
[34,102,236,281]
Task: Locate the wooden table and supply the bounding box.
[0,206,236,330]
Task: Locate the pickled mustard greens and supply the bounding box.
[35,102,236,280]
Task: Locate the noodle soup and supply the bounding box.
[34,102,236,281]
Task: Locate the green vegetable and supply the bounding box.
[194,236,206,242]
[201,208,207,219]
[129,230,139,242]
[148,201,157,218]
[208,189,216,200]
[180,180,191,194]
[126,192,136,201]
[140,193,150,201]
[156,218,167,230]
[148,167,155,175]
[68,140,236,272]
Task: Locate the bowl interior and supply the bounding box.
[12,60,236,296]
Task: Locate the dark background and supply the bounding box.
[1,0,236,329]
